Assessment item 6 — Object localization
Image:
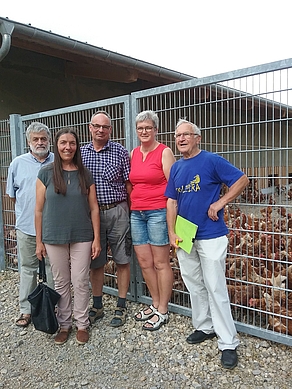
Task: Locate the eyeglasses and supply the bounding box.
[174,132,199,139]
[136,126,155,133]
[90,123,111,130]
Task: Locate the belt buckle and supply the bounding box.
[100,202,117,211]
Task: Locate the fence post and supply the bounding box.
[0,116,22,270]
[6,115,23,270]
[0,187,4,270]
[9,114,24,159]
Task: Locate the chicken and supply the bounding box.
[228,284,260,306]
[249,297,267,310]
[265,294,292,335]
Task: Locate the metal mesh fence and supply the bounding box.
[131,62,292,344]
[0,119,16,269]
[1,60,292,344]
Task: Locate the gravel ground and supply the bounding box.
[1,270,292,389]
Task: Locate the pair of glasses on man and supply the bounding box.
[90,123,111,130]
[174,132,200,139]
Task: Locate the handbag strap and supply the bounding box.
[38,256,47,283]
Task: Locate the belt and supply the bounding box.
[99,201,124,211]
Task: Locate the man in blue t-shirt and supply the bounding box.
[6,122,54,327]
[165,119,248,369]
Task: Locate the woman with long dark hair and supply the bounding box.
[35,127,101,345]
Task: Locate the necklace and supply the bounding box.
[67,171,71,185]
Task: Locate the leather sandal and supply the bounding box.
[142,311,169,331]
[109,307,127,327]
[89,307,104,324]
[134,305,158,321]
[15,314,31,328]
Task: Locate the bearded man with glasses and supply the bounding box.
[6,122,55,328]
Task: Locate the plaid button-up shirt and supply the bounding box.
[81,140,130,205]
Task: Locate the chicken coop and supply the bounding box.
[1,59,292,346]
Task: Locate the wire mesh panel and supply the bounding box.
[131,59,292,345]
[21,100,130,150]
[0,119,17,269]
[2,97,137,300]
[23,98,134,299]
[221,69,292,344]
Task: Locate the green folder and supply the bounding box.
[175,215,198,254]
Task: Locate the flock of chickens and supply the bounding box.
[4,180,292,337]
[170,182,292,337]
[224,186,292,336]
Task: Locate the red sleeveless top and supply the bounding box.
[129,143,168,210]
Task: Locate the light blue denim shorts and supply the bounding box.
[130,208,169,246]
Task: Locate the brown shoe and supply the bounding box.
[76,328,89,345]
[54,328,71,345]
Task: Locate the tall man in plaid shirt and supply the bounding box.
[81,111,132,327]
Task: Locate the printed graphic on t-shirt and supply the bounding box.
[176,174,200,193]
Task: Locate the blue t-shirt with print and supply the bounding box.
[165,150,244,240]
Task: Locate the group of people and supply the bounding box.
[6,110,248,369]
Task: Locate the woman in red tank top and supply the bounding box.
[129,110,175,331]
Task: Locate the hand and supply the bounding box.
[91,239,101,260]
[208,202,221,221]
[36,242,46,260]
[169,233,182,249]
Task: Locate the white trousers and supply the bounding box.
[177,235,239,350]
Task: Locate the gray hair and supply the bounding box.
[136,110,159,128]
[26,122,51,141]
[176,119,201,136]
[91,110,111,124]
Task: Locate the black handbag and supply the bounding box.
[28,257,61,334]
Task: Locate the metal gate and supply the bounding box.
[1,59,292,345]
